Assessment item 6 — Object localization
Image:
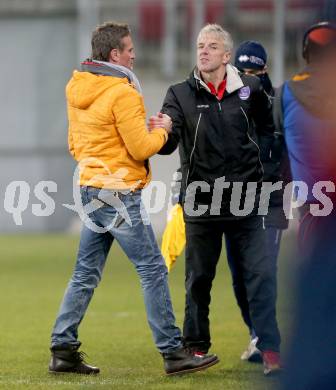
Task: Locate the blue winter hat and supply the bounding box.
[234,40,267,71]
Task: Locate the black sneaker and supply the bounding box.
[162,347,219,376]
[49,345,100,375]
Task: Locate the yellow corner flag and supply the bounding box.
[161,204,186,272]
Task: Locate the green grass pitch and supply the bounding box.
[0,234,294,389]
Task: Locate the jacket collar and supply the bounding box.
[226,64,244,93]
[193,69,211,93]
[80,61,143,94]
[192,64,244,95]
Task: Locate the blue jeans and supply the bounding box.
[226,225,282,339]
[51,186,182,353]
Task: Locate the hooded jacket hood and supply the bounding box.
[188,63,244,94]
[66,61,129,110]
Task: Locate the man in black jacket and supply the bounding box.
[152,24,281,375]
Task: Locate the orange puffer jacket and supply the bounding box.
[66,70,167,190]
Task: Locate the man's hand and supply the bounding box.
[148,112,172,134]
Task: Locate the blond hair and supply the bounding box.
[197,24,233,52]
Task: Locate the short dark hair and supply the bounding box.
[91,22,131,61]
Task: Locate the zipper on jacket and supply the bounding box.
[185,113,202,188]
[240,106,264,176]
[218,102,222,111]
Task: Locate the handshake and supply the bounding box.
[148,112,172,134]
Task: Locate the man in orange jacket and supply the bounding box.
[49,21,218,376]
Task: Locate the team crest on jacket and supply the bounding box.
[239,86,251,100]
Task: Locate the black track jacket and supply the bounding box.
[159,64,275,221]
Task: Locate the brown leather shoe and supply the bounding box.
[163,347,219,376]
[49,345,100,375]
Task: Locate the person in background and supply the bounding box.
[280,21,336,390]
[231,41,290,363]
